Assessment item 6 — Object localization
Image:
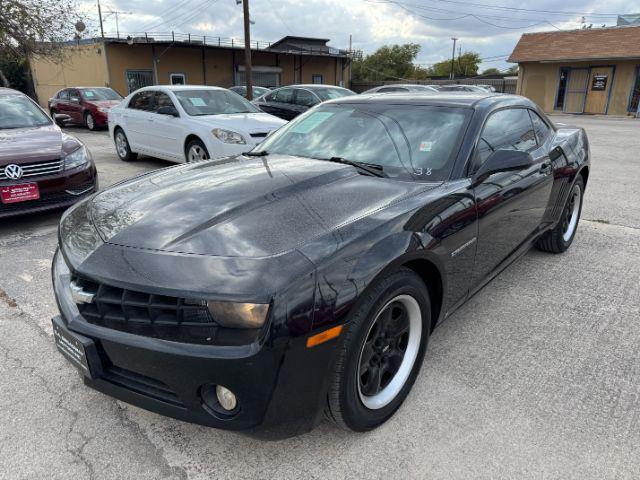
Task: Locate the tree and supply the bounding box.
[427,52,482,77]
[481,67,501,76]
[0,0,84,92]
[506,65,519,75]
[352,43,428,82]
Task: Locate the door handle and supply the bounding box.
[540,161,552,174]
[147,118,154,122]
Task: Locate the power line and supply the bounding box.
[413,0,622,18]
[139,0,197,31]
[142,0,214,32]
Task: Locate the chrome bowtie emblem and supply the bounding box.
[4,164,23,180]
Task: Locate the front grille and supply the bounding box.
[101,365,185,408]
[250,132,269,138]
[74,277,215,327]
[0,186,93,216]
[0,159,63,180]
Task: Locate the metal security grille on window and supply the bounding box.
[0,159,62,180]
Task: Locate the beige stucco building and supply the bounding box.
[30,35,350,106]
[509,25,640,115]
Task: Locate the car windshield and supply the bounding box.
[0,94,51,129]
[256,103,470,182]
[310,87,356,101]
[174,89,260,116]
[81,88,122,101]
[253,87,270,96]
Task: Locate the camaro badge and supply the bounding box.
[451,237,477,257]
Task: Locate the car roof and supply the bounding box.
[280,84,351,90]
[325,92,526,109]
[136,85,228,92]
[0,87,23,96]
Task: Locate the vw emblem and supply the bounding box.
[5,164,23,180]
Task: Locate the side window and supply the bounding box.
[58,90,69,100]
[476,108,537,165]
[128,91,154,111]
[274,88,294,103]
[295,89,318,107]
[528,110,551,145]
[153,92,175,111]
[69,90,81,102]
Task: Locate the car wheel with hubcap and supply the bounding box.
[186,139,209,163]
[537,176,584,253]
[325,268,430,431]
[114,129,137,162]
[85,112,97,131]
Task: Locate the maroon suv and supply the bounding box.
[48,87,122,131]
[0,88,97,218]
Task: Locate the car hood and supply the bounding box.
[190,112,286,133]
[0,124,80,167]
[88,155,426,258]
[88,100,122,108]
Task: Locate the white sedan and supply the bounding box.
[108,85,287,163]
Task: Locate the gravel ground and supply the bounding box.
[1,116,639,479]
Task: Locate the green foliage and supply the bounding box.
[426,52,482,77]
[352,43,428,82]
[0,0,83,59]
[506,65,519,74]
[481,67,501,75]
[0,52,28,90]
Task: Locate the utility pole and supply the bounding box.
[242,0,254,100]
[450,37,458,80]
[97,0,105,38]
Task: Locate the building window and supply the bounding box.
[628,66,640,113]
[125,70,154,94]
[312,74,323,84]
[555,68,569,110]
[170,73,186,85]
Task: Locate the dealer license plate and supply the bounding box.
[1,183,40,204]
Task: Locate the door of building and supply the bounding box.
[584,67,614,114]
[563,68,589,113]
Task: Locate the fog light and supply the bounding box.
[216,385,237,411]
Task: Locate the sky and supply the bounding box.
[78,0,640,72]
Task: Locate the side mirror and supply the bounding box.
[156,105,179,117]
[53,113,71,126]
[473,149,533,184]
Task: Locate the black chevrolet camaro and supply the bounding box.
[52,93,590,439]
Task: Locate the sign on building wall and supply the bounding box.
[591,74,608,91]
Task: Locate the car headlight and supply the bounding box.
[207,301,269,329]
[97,107,110,113]
[52,248,80,319]
[59,198,103,267]
[212,128,246,144]
[64,145,91,170]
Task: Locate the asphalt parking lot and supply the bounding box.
[1,116,639,479]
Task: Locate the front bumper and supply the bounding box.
[0,164,97,219]
[55,310,341,439]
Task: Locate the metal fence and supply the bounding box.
[351,78,517,94]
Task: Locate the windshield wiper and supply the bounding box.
[322,157,387,178]
[244,150,269,156]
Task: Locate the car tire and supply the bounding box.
[325,268,430,432]
[537,176,584,253]
[185,139,210,163]
[114,128,137,162]
[85,112,97,131]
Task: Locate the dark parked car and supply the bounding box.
[252,84,356,120]
[49,87,123,130]
[51,92,589,439]
[229,85,271,99]
[0,88,97,218]
[361,84,439,94]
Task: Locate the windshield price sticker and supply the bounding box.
[188,97,207,106]
[290,111,335,134]
[419,141,433,152]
